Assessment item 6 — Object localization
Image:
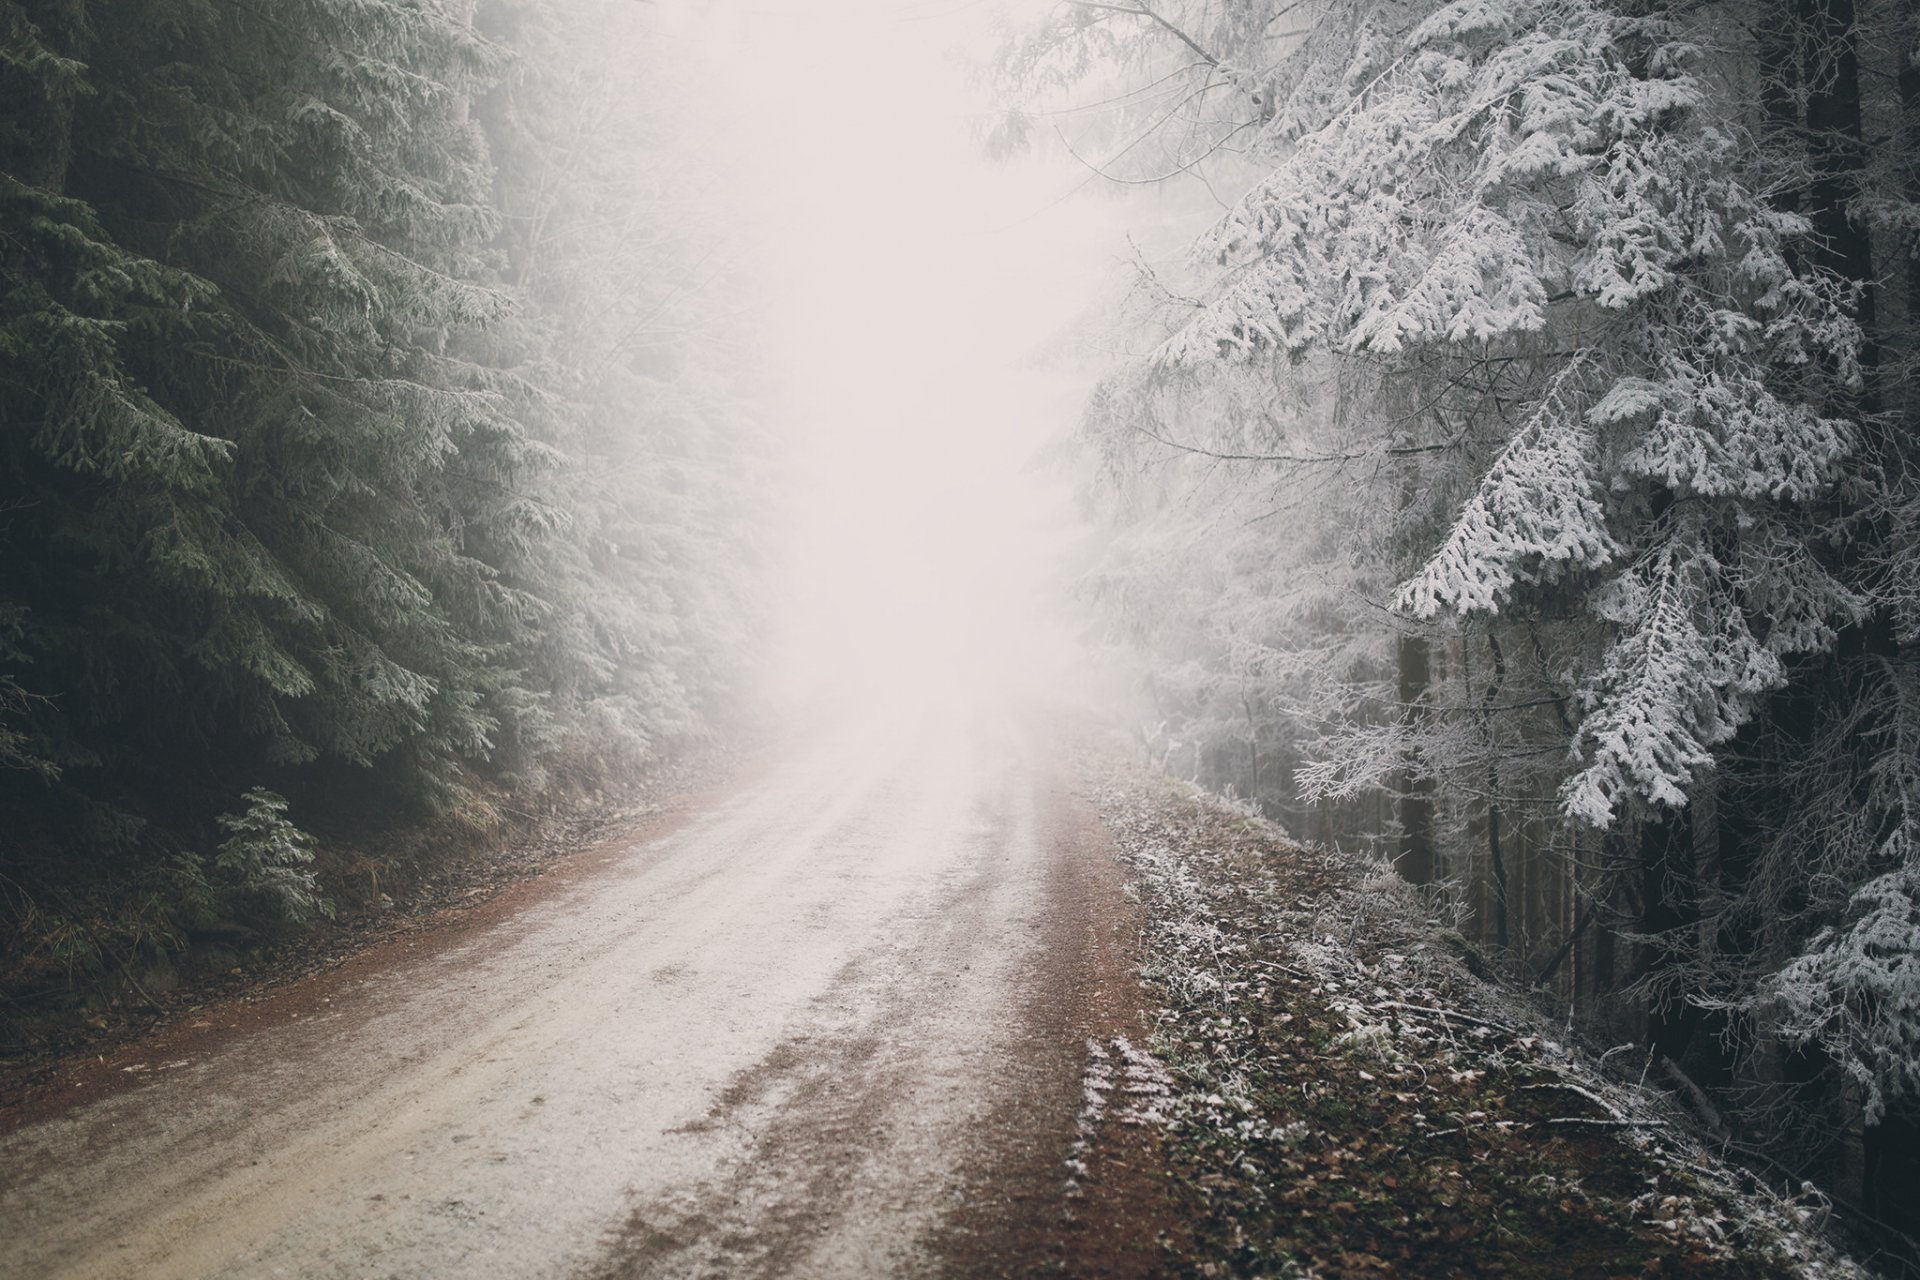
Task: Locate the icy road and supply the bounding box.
[0,698,1149,1279]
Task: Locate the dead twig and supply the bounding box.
[1375,1001,1517,1036]
[1520,1078,1618,1114]
[1249,958,1311,980]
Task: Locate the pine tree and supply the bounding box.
[1,0,556,893]
[476,0,768,778]
[3,0,768,949]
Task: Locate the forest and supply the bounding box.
[996,0,1920,1235]
[2,0,1917,1269]
[0,0,764,996]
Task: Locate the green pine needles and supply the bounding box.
[0,0,765,967]
[210,787,330,925]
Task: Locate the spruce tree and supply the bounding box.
[1,0,554,894]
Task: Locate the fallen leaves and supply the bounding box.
[1089,768,1867,1280]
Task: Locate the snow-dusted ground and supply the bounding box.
[1089,766,1879,1279]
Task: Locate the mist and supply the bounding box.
[685,0,1122,706]
[2,0,1914,1271]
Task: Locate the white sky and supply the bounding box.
[665,0,1127,704]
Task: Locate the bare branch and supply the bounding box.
[1063,0,1222,67]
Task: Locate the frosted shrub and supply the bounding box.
[213,788,332,925]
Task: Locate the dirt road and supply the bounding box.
[0,696,1156,1279]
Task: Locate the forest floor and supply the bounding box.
[1077,760,1881,1280]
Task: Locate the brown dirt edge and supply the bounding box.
[0,743,765,1133]
[922,755,1191,1279]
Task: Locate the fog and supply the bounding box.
[667,0,1125,706]
[3,4,1907,1262]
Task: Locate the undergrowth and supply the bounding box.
[1091,767,1875,1280]
[0,740,712,1066]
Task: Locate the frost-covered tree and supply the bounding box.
[1075,360,1412,846]
[477,0,770,781]
[0,0,769,978]
[1043,0,1863,822]
[1696,0,1920,1212]
[1006,0,1919,1224]
[1,0,549,802]
[1164,0,1860,831]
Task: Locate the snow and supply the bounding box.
[1093,769,1879,1277]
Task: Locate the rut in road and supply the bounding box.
[0,698,1154,1280]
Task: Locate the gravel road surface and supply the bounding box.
[0,695,1154,1279]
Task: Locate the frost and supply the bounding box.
[1760,671,1920,1126]
[1586,377,1663,425]
[1064,1033,1177,1196]
[1345,206,1548,353]
[1408,0,1543,50]
[1091,777,1874,1276]
[1148,0,1856,830]
[1770,863,1920,1125]
[1396,360,1617,617]
[1615,355,1850,502]
[1561,533,1783,826]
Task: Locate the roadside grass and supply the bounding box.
[1088,766,1873,1280]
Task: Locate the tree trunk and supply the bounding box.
[1864,1098,1920,1239]
[1591,829,1622,1010]
[1394,632,1435,885]
[1800,0,1876,342]
[1899,1,1920,436]
[1637,809,1700,1061]
[1241,685,1259,800]
[1483,634,1510,949]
